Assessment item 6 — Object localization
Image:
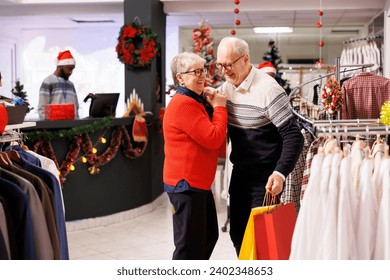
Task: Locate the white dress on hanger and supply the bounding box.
[337,154,357,259]
[374,158,390,259]
[290,151,324,260]
[318,151,341,259]
[356,158,378,259]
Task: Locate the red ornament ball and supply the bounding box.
[234,0,240,4]
[231,29,236,35]
[319,41,325,47]
[208,49,213,55]
[316,22,322,28]
[235,19,241,26]
[234,8,239,14]
[318,10,323,16]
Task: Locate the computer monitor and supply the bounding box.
[87,93,119,118]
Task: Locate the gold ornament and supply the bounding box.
[88,165,100,175]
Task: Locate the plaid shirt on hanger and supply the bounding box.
[282,130,315,214]
[341,72,390,119]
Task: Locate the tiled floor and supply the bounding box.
[66,193,237,260]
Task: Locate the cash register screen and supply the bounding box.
[88,93,119,118]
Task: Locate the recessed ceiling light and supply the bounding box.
[253,27,293,34]
[71,17,115,23]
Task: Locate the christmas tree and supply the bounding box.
[262,40,291,94]
[11,80,33,112]
[192,20,224,87]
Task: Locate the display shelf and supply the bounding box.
[5,121,36,131]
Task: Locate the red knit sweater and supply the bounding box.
[163,93,227,190]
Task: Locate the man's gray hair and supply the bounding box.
[219,36,249,57]
[171,52,206,86]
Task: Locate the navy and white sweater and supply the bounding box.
[222,66,304,178]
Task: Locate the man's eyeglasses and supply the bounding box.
[180,68,208,77]
[215,54,245,71]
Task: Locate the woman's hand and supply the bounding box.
[205,89,226,108]
[203,86,217,99]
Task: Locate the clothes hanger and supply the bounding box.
[0,153,11,167]
[4,150,21,163]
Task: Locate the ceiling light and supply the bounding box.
[71,17,115,23]
[253,27,293,34]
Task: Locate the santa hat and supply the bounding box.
[57,50,76,66]
[258,61,276,74]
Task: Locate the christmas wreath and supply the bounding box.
[116,22,158,69]
[321,77,342,115]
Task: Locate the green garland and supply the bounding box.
[26,117,114,141]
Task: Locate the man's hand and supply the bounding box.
[265,173,284,195]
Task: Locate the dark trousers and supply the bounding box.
[167,190,219,260]
[228,165,275,256]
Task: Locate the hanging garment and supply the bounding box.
[0,198,11,259]
[337,154,357,259]
[0,176,36,259]
[0,168,54,259]
[309,152,334,259]
[282,130,314,213]
[341,72,390,119]
[317,151,342,259]
[300,137,325,201]
[290,151,324,259]
[374,158,390,259]
[356,158,378,259]
[2,160,60,260]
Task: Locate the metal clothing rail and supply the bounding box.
[289,63,374,98]
[312,118,382,126]
[343,34,383,45]
[313,119,390,142]
[0,122,36,143]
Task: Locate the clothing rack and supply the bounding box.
[0,122,35,143]
[343,34,383,45]
[289,63,374,98]
[312,119,389,142]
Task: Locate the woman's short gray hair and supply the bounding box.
[170,52,206,86]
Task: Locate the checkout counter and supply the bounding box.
[21,116,164,222]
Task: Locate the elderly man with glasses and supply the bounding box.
[215,37,304,257]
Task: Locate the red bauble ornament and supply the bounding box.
[318,10,323,16]
[234,8,239,14]
[208,49,213,55]
[316,22,322,28]
[231,29,236,35]
[235,19,241,26]
[234,0,240,4]
[319,41,325,47]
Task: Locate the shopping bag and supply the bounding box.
[254,202,297,260]
[238,204,278,260]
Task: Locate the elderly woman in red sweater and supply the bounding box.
[163,52,227,260]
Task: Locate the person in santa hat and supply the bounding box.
[38,50,79,119]
[258,61,277,79]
